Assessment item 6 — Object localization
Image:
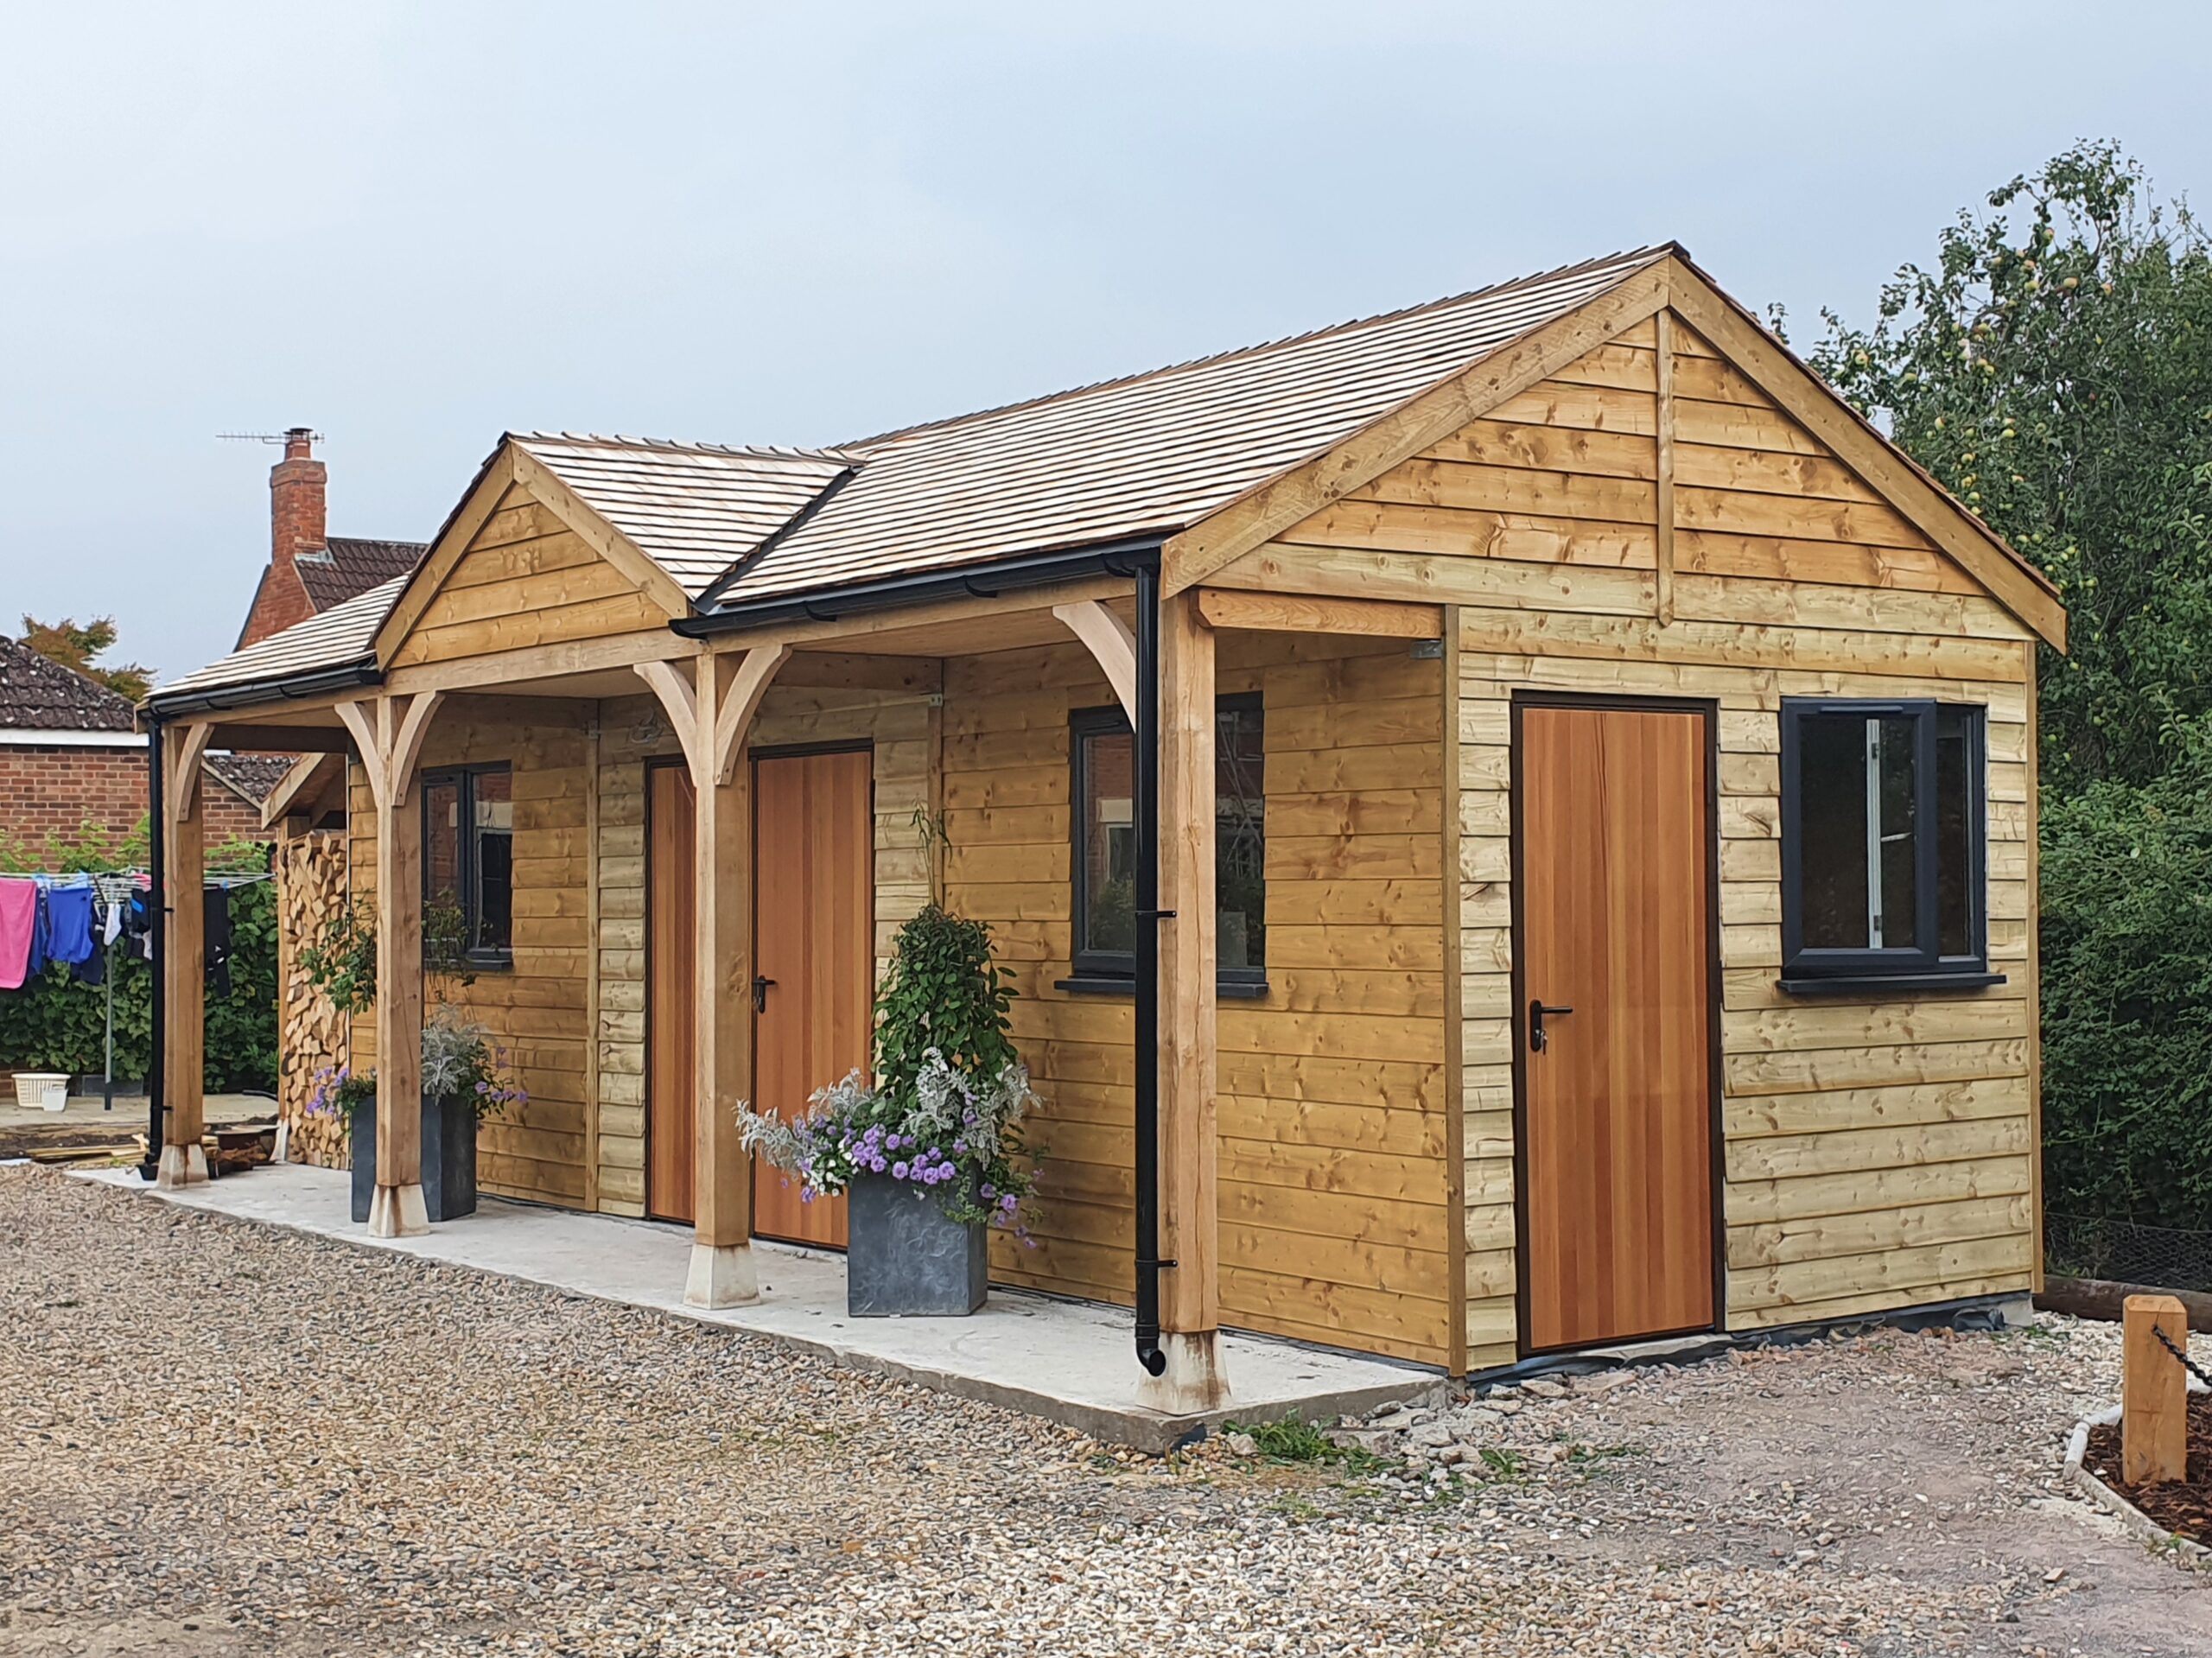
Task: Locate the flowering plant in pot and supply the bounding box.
[738,902,1040,1315]
[308,1007,524,1223]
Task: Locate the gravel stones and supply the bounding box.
[2,1166,2209,1655]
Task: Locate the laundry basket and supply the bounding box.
[11,1072,69,1112]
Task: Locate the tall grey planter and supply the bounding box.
[845,1173,988,1316]
[349,1093,479,1223]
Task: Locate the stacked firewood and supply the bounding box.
[276,831,351,1168]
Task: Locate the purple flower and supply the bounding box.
[999,1193,1018,1213]
[980,1183,996,1199]
[886,1134,901,1151]
[892,1160,909,1179]
[952,1139,968,1154]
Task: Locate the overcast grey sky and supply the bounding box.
[3,3,2207,681]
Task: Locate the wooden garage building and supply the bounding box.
[143,245,2064,1407]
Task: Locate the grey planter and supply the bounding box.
[845,1172,988,1317]
[348,1093,479,1223]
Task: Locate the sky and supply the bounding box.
[3,2,2209,682]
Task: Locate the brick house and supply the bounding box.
[1,430,425,869]
[0,635,271,863]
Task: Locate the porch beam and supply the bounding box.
[156,722,210,1188]
[200,724,356,753]
[1147,589,1229,1410]
[682,645,793,1306]
[382,630,700,698]
[1052,600,1138,724]
[1193,588,1443,639]
[335,692,445,1237]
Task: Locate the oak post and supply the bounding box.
[2122,1293,2190,1486]
[156,724,210,1188]
[1144,588,1229,1409]
[682,645,788,1306]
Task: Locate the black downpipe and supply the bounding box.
[140,719,164,1182]
[1131,562,1169,1376]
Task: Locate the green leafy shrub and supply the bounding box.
[873,904,1018,1104]
[2038,717,2212,1230]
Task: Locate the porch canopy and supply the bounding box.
[143,244,2065,1409]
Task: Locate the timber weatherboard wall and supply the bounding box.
[1213,310,2038,1370]
[939,633,1454,1366]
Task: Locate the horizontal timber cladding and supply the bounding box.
[388,486,671,669]
[347,713,596,1207]
[943,635,1454,1367]
[591,685,938,1217]
[1233,308,2041,1373]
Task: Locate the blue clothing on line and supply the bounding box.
[43,879,94,967]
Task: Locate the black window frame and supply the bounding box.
[1065,694,1268,995]
[1777,697,1997,993]
[421,761,514,971]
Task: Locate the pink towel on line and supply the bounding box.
[0,879,36,991]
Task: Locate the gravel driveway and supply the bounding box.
[0,1165,2205,1656]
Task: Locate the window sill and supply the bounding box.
[1776,970,2006,997]
[1054,975,1271,1001]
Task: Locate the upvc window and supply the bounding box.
[421,763,514,968]
[1068,696,1266,991]
[1778,699,1995,990]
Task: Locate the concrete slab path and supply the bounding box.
[73,1162,1438,1450]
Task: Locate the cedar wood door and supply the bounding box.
[1516,701,1717,1351]
[750,747,874,1249]
[645,761,696,1223]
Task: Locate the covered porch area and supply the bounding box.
[79,1159,1435,1452]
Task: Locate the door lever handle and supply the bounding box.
[1529,999,1574,1053]
[752,975,776,1014]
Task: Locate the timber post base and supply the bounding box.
[1135,1331,1230,1415]
[154,1143,209,1190]
[367,1182,430,1240]
[684,1242,760,1308]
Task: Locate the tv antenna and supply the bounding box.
[217,429,321,445]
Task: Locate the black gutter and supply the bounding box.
[1131,560,1169,1377]
[143,660,383,721]
[140,718,163,1183]
[671,534,1172,637]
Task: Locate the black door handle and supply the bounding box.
[1529,999,1574,1053]
[753,975,776,1014]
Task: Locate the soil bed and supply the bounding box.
[2085,1392,2212,1545]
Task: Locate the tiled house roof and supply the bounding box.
[296,537,427,612]
[0,636,137,733]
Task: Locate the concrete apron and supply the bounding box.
[73,1164,1439,1453]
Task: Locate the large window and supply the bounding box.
[423,764,513,968]
[1070,696,1265,990]
[1779,699,1992,988]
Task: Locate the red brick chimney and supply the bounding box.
[238,427,327,648]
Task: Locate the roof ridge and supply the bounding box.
[513,430,861,465]
[838,244,1680,451]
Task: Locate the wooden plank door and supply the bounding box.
[751,747,874,1249]
[1516,702,1715,1351]
[645,761,696,1223]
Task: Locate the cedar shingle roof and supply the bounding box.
[152,246,1681,702]
[297,537,427,612]
[156,576,401,702]
[0,636,137,733]
[515,437,856,599]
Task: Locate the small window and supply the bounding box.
[1780,700,1991,988]
[1070,696,1265,987]
[423,763,513,968]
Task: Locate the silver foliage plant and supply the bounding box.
[736,1047,1041,1227]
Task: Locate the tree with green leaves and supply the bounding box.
[1810,143,2212,1236]
[1808,141,2212,793]
[19,614,153,703]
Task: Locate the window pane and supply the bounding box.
[1796,715,1869,949]
[1081,730,1135,956]
[424,778,463,911]
[473,769,513,954]
[1936,707,1976,957]
[1217,701,1265,972]
[1874,715,1918,950]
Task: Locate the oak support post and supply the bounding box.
[2122,1293,2190,1487]
[638,646,790,1307]
[1141,588,1229,1411]
[336,694,442,1237]
[156,723,212,1188]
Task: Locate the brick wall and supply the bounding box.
[0,742,271,867]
